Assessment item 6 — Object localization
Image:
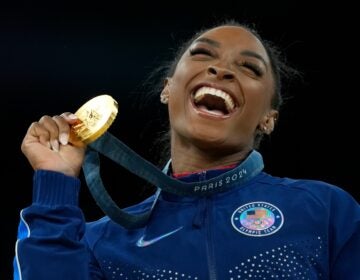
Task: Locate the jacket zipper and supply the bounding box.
[205,197,217,280]
[197,170,217,280]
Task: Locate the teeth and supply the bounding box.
[194,86,235,112]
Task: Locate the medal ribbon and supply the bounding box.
[82,132,264,229]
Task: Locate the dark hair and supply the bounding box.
[143,20,299,166]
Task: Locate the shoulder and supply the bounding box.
[259,172,359,208]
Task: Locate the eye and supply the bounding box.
[189,47,213,57]
[238,61,263,77]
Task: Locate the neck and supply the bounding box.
[170,136,252,174]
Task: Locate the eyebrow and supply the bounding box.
[194,37,221,48]
[194,37,268,68]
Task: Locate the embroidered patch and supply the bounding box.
[231,201,284,237]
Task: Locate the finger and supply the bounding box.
[53,115,71,145]
[26,122,51,149]
[60,112,80,125]
[38,115,61,152]
[60,112,85,147]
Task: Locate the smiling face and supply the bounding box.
[162,25,278,156]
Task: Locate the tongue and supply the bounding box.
[198,105,225,116]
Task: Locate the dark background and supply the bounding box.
[1,1,358,278]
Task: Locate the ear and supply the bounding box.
[160,78,171,104]
[259,109,279,135]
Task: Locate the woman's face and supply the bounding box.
[163,26,277,153]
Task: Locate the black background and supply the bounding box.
[1,1,358,278]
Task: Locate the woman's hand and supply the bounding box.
[21,112,86,177]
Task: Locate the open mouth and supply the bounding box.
[192,86,237,117]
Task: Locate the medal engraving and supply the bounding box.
[72,95,118,144]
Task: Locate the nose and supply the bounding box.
[207,65,235,80]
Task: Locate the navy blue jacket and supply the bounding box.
[14,164,360,279]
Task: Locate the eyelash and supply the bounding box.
[238,61,263,77]
[189,47,213,56]
[189,47,263,77]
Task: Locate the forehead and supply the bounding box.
[195,26,270,62]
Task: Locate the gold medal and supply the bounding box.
[72,94,118,144]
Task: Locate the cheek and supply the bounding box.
[168,94,186,126]
[243,79,274,110]
[170,59,204,90]
[171,60,191,84]
[167,63,196,117]
[168,100,178,119]
[239,84,274,128]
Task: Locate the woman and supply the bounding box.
[14,21,360,279]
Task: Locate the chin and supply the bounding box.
[191,138,246,157]
[190,132,229,149]
[172,125,243,152]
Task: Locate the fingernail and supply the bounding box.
[51,140,59,152]
[59,133,69,145]
[68,113,78,120]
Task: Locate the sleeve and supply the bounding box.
[13,170,104,280]
[329,187,360,280]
